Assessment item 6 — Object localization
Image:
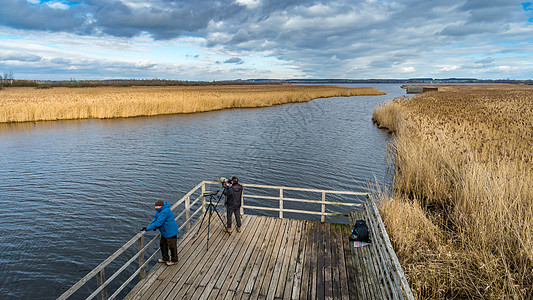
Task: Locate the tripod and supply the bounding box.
[197,191,226,250]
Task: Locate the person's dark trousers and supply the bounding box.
[160,235,178,262]
[226,206,242,228]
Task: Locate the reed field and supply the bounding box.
[0,85,384,123]
[372,85,533,299]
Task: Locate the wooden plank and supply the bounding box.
[242,217,283,299]
[328,224,341,300]
[340,227,357,299]
[126,217,207,300]
[222,217,273,299]
[234,217,278,299]
[298,221,313,299]
[324,224,334,300]
[141,231,214,299]
[252,218,288,299]
[136,215,213,300]
[202,215,264,299]
[268,219,298,299]
[349,211,371,300]
[126,264,165,300]
[342,225,358,300]
[361,232,385,299]
[337,224,351,300]
[316,223,331,299]
[180,214,250,300]
[289,220,308,300]
[309,222,319,300]
[357,212,383,300]
[277,220,302,299]
[155,214,230,300]
[143,215,219,299]
[212,216,267,299]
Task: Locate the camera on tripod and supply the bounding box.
[219,177,233,186]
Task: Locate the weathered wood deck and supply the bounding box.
[126,213,363,300]
[60,182,412,300]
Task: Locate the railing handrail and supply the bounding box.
[59,181,368,299]
[204,180,369,196]
[367,194,414,299]
[58,182,207,300]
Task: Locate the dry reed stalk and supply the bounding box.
[0,85,385,123]
[373,84,533,299]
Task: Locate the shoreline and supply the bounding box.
[371,84,533,299]
[0,84,385,124]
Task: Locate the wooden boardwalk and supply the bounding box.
[60,182,412,300]
[127,213,367,300]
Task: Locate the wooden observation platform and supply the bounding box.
[59,181,413,300]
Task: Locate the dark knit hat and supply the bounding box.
[155,200,164,207]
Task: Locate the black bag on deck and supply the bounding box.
[351,219,370,243]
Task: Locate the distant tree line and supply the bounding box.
[2,74,531,90]
[0,71,14,89]
[2,78,280,89]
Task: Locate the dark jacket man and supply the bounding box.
[223,177,243,233]
[224,182,243,209]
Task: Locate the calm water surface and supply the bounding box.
[0,84,404,299]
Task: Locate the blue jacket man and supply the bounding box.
[141,200,179,266]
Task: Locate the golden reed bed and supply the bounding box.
[0,85,384,123]
[372,84,533,299]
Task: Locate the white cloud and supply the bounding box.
[235,0,260,9]
[441,65,460,72]
[496,66,516,71]
[401,67,415,73]
[46,1,70,10]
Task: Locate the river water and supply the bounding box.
[0,84,404,299]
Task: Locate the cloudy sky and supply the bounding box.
[0,0,532,80]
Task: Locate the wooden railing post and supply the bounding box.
[97,269,107,300]
[137,235,146,280]
[185,196,191,231]
[321,192,326,222]
[240,189,244,217]
[201,182,206,215]
[279,188,284,219]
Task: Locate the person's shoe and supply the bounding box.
[166,261,176,266]
[158,258,166,263]
[237,227,242,233]
[226,227,233,234]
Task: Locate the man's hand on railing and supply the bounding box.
[140,227,147,231]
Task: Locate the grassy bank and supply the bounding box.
[0,85,384,123]
[372,85,533,299]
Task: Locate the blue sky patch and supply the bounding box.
[523,2,533,22]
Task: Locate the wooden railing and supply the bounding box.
[58,181,368,299]
[357,195,414,300]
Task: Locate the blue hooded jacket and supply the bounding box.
[146,202,179,238]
